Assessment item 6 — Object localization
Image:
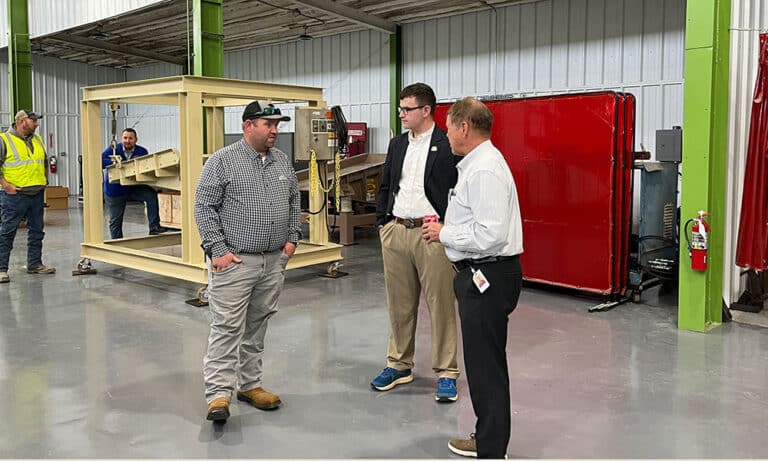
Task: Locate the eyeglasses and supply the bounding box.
[397,105,426,114]
[247,104,282,121]
[257,105,282,116]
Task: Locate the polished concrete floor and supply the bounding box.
[1,202,768,458]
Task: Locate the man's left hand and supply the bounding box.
[422,222,443,243]
[283,241,297,257]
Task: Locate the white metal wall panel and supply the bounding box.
[724,0,768,304]
[0,2,6,48]
[121,64,183,153]
[402,0,684,238]
[403,0,685,159]
[0,52,124,191]
[223,30,391,152]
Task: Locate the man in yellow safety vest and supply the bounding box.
[0,110,56,283]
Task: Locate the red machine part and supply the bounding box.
[435,92,634,296]
[346,122,367,157]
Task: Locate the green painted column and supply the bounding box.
[7,0,33,122]
[389,25,402,137]
[678,0,730,331]
[193,0,224,77]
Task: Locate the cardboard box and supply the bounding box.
[158,192,174,224]
[158,191,182,227]
[171,193,182,225]
[46,197,68,210]
[45,185,69,199]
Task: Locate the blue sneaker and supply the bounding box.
[436,377,458,402]
[371,367,413,391]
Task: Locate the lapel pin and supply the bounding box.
[430,146,437,152]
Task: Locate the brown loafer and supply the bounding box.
[237,387,281,410]
[206,397,230,422]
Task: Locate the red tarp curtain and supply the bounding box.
[736,34,768,270]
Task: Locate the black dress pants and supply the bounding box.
[454,256,522,459]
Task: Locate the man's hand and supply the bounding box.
[3,184,17,195]
[283,242,297,258]
[422,222,443,243]
[211,252,241,272]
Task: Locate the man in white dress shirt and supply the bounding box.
[422,97,524,459]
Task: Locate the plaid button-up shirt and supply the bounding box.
[194,138,301,259]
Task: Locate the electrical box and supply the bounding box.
[294,107,336,161]
[656,127,682,163]
[346,122,368,157]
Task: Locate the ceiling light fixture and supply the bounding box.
[298,26,312,41]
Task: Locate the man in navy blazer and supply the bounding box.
[371,83,461,402]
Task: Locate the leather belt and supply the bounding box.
[452,255,519,273]
[394,217,424,229]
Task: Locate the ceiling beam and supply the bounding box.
[50,33,186,66]
[291,0,396,34]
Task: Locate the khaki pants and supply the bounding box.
[203,251,288,403]
[380,220,459,379]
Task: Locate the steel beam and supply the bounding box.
[292,0,396,34]
[81,243,208,284]
[51,34,186,66]
[8,0,33,119]
[389,25,402,137]
[678,0,731,331]
[81,76,324,105]
[193,0,224,77]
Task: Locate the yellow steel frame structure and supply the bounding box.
[79,75,343,284]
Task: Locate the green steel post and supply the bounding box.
[192,0,223,154]
[389,25,402,137]
[7,0,33,123]
[192,0,224,78]
[678,0,730,331]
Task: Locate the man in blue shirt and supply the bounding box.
[101,128,168,239]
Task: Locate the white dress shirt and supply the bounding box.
[439,139,523,262]
[392,123,439,219]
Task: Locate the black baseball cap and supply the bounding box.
[242,101,291,122]
[15,110,43,121]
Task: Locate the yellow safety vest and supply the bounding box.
[0,132,47,188]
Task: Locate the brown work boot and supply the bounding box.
[448,434,477,458]
[206,397,230,422]
[237,387,281,410]
[27,264,55,274]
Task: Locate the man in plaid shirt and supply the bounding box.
[194,101,300,423]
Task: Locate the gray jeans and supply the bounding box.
[204,251,288,403]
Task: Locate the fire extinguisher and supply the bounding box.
[49,155,57,174]
[684,210,710,271]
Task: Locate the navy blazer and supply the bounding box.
[376,125,459,227]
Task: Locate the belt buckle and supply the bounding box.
[403,218,415,229]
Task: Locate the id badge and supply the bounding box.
[471,268,490,293]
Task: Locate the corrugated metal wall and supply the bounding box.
[404,0,685,236]
[0,49,125,191]
[123,64,183,154]
[0,0,167,48]
[124,30,392,153]
[224,31,391,151]
[127,0,685,156]
[404,0,685,158]
[724,0,768,305]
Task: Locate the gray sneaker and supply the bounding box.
[27,264,56,274]
[0,271,9,283]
